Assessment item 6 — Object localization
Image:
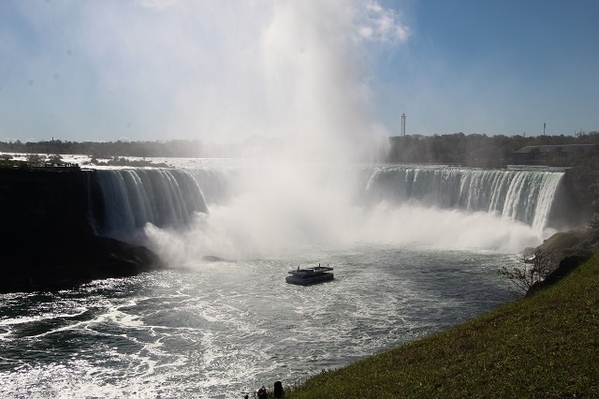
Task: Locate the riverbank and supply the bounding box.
[286,252,599,398]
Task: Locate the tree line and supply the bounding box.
[386,131,599,167]
[0,139,204,159]
[0,131,598,167]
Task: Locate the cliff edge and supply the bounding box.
[0,166,163,293]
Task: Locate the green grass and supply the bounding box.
[286,255,599,398]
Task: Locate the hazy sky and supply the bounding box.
[1,0,597,143]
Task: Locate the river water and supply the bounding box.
[0,244,519,398]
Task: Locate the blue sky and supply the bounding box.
[0,0,598,143]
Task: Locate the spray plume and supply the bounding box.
[140,1,550,264]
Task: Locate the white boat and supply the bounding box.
[285,264,334,285]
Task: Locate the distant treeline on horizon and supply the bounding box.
[0,131,598,167]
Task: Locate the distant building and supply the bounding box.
[401,113,406,137]
[512,144,597,164]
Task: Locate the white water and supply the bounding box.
[0,245,520,398]
[83,158,564,261]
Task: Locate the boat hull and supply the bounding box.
[285,272,334,285]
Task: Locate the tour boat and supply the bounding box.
[286,264,334,285]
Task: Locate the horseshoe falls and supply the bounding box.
[87,162,567,257]
[1,159,572,398]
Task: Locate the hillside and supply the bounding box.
[287,254,599,398]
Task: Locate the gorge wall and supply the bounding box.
[0,167,162,293]
[0,167,96,240]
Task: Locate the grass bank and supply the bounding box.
[286,254,599,398]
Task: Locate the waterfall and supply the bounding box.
[92,168,212,237]
[89,163,566,245]
[365,165,564,235]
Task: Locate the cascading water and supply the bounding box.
[91,168,210,238]
[364,165,565,237]
[88,162,567,250]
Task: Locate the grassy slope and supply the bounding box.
[287,255,599,398]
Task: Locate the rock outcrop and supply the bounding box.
[1,234,163,293]
[525,228,599,295]
[526,255,591,296]
[0,166,164,293]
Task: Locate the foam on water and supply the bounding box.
[0,245,520,398]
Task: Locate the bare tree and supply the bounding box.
[498,251,555,293]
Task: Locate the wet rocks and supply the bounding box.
[1,234,164,293]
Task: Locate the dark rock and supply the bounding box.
[0,234,164,293]
[533,229,599,267]
[0,166,96,239]
[527,255,591,296]
[524,227,599,296]
[0,167,164,293]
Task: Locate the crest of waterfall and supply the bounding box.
[365,166,564,236]
[187,168,232,205]
[92,168,211,237]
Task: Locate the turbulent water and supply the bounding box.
[0,157,567,398]
[0,246,520,398]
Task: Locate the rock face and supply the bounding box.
[525,229,599,296]
[0,166,96,238]
[0,166,163,293]
[535,230,599,264]
[1,234,163,293]
[527,255,591,296]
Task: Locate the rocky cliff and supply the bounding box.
[0,166,163,293]
[523,163,599,295]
